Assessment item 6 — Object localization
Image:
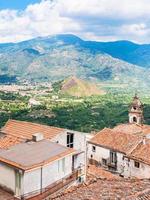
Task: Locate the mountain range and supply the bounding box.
[0,34,150,90]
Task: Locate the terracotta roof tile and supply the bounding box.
[1,120,65,140]
[90,128,142,154]
[127,140,150,165]
[52,174,150,200]
[88,165,121,180]
[0,135,22,149]
[113,123,150,136]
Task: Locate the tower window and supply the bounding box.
[133,117,137,123]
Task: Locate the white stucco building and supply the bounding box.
[0,119,90,198]
[88,95,150,179]
[122,138,150,179]
[88,128,142,174]
[88,128,150,179]
[0,139,82,198]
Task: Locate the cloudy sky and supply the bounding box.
[0,0,150,43]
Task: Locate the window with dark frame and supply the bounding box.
[134,161,140,168]
[67,132,74,148]
[110,151,117,164]
[92,145,96,152]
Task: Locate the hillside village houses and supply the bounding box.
[0,120,89,199]
[1,95,150,199]
[88,94,150,179]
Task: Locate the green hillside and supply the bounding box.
[0,34,150,92]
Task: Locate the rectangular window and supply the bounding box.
[134,161,140,168]
[67,132,74,148]
[92,145,96,152]
[58,158,65,172]
[58,160,60,172]
[62,158,65,172]
[110,151,117,164]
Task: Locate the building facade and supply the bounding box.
[88,95,150,179]
[0,139,81,198]
[0,120,90,199]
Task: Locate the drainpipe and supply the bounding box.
[21,171,24,200]
[40,166,43,194]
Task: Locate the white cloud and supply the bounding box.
[57,0,150,19]
[0,0,81,43]
[0,0,150,43]
[121,24,149,36]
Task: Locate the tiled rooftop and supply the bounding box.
[88,164,121,180]
[113,123,150,136]
[1,119,65,140]
[127,139,150,165]
[52,166,150,200]
[0,135,22,149]
[90,128,142,154]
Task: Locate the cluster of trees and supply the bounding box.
[0,91,150,132]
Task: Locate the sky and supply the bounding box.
[0,0,150,43]
[0,0,41,10]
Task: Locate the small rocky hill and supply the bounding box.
[60,76,105,97]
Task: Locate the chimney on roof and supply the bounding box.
[32,133,44,142]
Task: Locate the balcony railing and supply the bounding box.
[8,169,80,200]
[107,158,117,170]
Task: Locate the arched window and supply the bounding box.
[133,116,137,123]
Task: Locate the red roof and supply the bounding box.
[90,128,142,154]
[113,123,150,136]
[1,120,65,140]
[53,175,150,200]
[127,139,150,165]
[0,135,22,149]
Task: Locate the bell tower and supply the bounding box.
[129,94,144,125]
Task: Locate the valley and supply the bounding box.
[1,34,150,132]
[1,82,150,132]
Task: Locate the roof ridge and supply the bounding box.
[5,119,65,130]
[1,120,66,141]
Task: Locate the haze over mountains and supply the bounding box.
[0,34,150,90]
